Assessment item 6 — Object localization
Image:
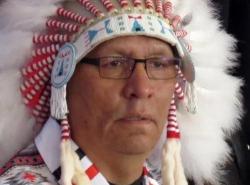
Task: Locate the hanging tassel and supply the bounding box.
[184,82,197,114]
[162,96,188,185]
[173,141,188,185]
[60,119,74,185]
[50,85,68,119]
[72,151,92,185]
[162,139,188,185]
[162,139,177,185]
[60,119,91,185]
[61,139,75,185]
[61,143,92,185]
[61,137,92,185]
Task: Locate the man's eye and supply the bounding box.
[101,58,126,68]
[109,60,123,67]
[150,61,168,68]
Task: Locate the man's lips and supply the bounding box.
[117,114,155,124]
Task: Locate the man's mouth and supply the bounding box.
[123,116,147,121]
[118,114,155,124]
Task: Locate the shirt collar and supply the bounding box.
[35,117,62,173]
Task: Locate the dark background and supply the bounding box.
[213,0,250,184]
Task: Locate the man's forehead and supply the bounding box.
[86,35,174,57]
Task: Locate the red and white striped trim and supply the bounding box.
[145,0,154,9]
[177,68,186,81]
[23,85,50,123]
[101,0,115,12]
[118,0,129,8]
[155,0,163,15]
[46,20,80,33]
[22,55,55,78]
[175,82,184,100]
[33,109,49,119]
[33,34,71,44]
[21,83,46,102]
[167,97,180,139]
[32,44,60,57]
[57,7,88,24]
[22,78,50,100]
[175,29,187,38]
[133,0,142,7]
[172,15,181,29]
[163,1,172,19]
[34,100,50,114]
[21,47,52,123]
[22,69,50,91]
[78,0,103,17]
[61,119,70,140]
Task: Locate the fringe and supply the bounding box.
[50,85,68,119]
[161,139,187,185]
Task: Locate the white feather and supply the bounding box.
[0,31,33,70]
[149,0,243,184]
[175,0,242,183]
[0,0,60,31]
[190,30,238,69]
[0,70,37,166]
[0,0,67,165]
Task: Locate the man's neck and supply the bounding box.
[79,145,147,185]
[109,174,143,185]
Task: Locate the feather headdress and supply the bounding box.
[0,0,242,184]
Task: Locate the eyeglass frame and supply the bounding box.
[79,56,182,80]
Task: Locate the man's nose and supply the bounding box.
[123,64,154,99]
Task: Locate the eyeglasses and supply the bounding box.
[80,56,181,80]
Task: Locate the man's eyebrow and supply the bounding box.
[148,44,173,56]
[95,45,132,56]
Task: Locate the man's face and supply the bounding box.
[67,36,176,157]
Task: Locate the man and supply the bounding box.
[66,36,177,185]
[0,0,243,184]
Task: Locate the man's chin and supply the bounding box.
[111,137,156,156]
